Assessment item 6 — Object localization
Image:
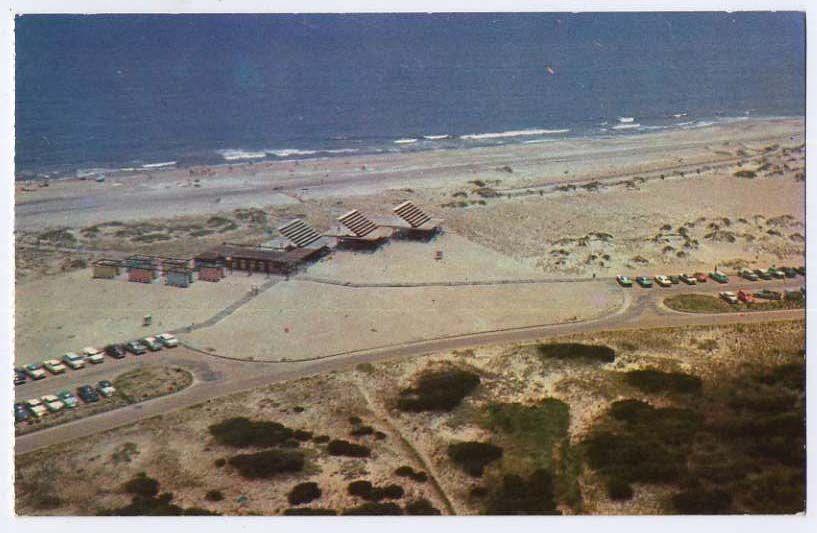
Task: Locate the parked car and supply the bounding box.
[77,385,100,403]
[14,367,27,386]
[754,289,782,301]
[655,275,672,287]
[753,268,773,280]
[156,333,179,348]
[780,266,797,278]
[719,291,739,304]
[25,398,48,418]
[794,266,805,276]
[710,271,729,283]
[680,274,697,285]
[24,363,46,380]
[785,290,804,301]
[694,272,708,283]
[140,336,163,351]
[767,267,785,279]
[43,359,67,375]
[82,347,105,364]
[41,394,65,413]
[740,269,759,281]
[56,389,79,409]
[669,275,680,285]
[616,275,633,287]
[126,340,147,355]
[105,344,127,359]
[14,403,30,423]
[737,290,755,304]
[636,276,653,288]
[97,380,117,398]
[62,352,85,370]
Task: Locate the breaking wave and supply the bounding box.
[460,128,570,140]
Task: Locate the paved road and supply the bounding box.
[14,276,805,456]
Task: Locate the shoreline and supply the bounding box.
[15,114,801,185]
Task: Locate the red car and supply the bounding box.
[694,272,708,283]
[737,290,755,304]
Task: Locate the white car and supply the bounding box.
[62,352,85,370]
[82,347,105,364]
[97,380,117,398]
[43,359,67,375]
[25,398,48,418]
[41,395,65,412]
[156,333,179,348]
[655,275,672,287]
[719,291,739,304]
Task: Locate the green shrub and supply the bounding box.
[537,343,615,363]
[342,502,403,515]
[350,425,375,437]
[213,458,226,467]
[123,473,159,497]
[483,469,560,515]
[348,480,404,501]
[293,429,313,442]
[397,368,480,412]
[484,400,570,464]
[757,363,805,391]
[448,441,503,477]
[312,435,330,444]
[227,449,305,479]
[283,508,337,516]
[405,498,441,515]
[327,439,370,458]
[288,482,322,505]
[606,478,634,500]
[624,369,702,394]
[209,417,294,448]
[205,489,224,502]
[672,487,733,514]
[395,465,428,482]
[734,170,757,178]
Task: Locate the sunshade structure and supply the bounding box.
[278,218,324,248]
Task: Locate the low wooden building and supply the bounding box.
[198,265,225,282]
[331,209,393,250]
[125,255,157,284]
[195,243,327,276]
[166,267,194,288]
[92,259,122,279]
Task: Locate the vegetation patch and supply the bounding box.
[447,441,503,477]
[397,367,480,412]
[342,502,403,515]
[114,366,193,403]
[536,343,615,363]
[284,508,337,516]
[348,480,404,501]
[227,449,305,479]
[209,417,294,448]
[482,469,560,515]
[483,400,570,470]
[327,439,371,458]
[404,498,441,515]
[624,369,702,394]
[395,465,428,482]
[288,482,322,505]
[664,294,805,314]
[100,474,219,515]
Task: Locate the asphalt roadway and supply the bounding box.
[14,276,806,456]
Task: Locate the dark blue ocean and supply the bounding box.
[15,13,805,178]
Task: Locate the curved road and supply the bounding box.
[14,277,805,456]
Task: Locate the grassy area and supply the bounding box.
[536,343,615,363]
[664,293,805,314]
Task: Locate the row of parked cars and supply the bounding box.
[616,265,805,288]
[15,380,117,424]
[15,333,179,386]
[719,287,805,305]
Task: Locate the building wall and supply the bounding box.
[166,270,191,288]
[198,266,224,282]
[93,264,118,279]
[128,268,154,283]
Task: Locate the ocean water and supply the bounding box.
[15,12,805,178]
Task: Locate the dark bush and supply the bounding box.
[405,498,441,515]
[227,449,305,479]
[606,478,634,500]
[448,441,503,477]
[584,431,685,484]
[348,480,404,501]
[537,343,615,363]
[281,438,301,448]
[214,458,226,468]
[288,482,322,505]
[609,399,655,422]
[624,369,702,394]
[348,480,374,498]
[209,417,294,448]
[283,508,337,516]
[350,425,375,437]
[342,502,403,515]
[349,416,362,425]
[757,363,805,391]
[483,469,560,515]
[293,429,313,442]
[327,439,371,458]
[312,435,330,444]
[672,487,733,514]
[123,473,159,497]
[374,431,387,440]
[395,465,428,482]
[183,507,220,515]
[205,489,224,502]
[99,490,221,516]
[397,368,480,412]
